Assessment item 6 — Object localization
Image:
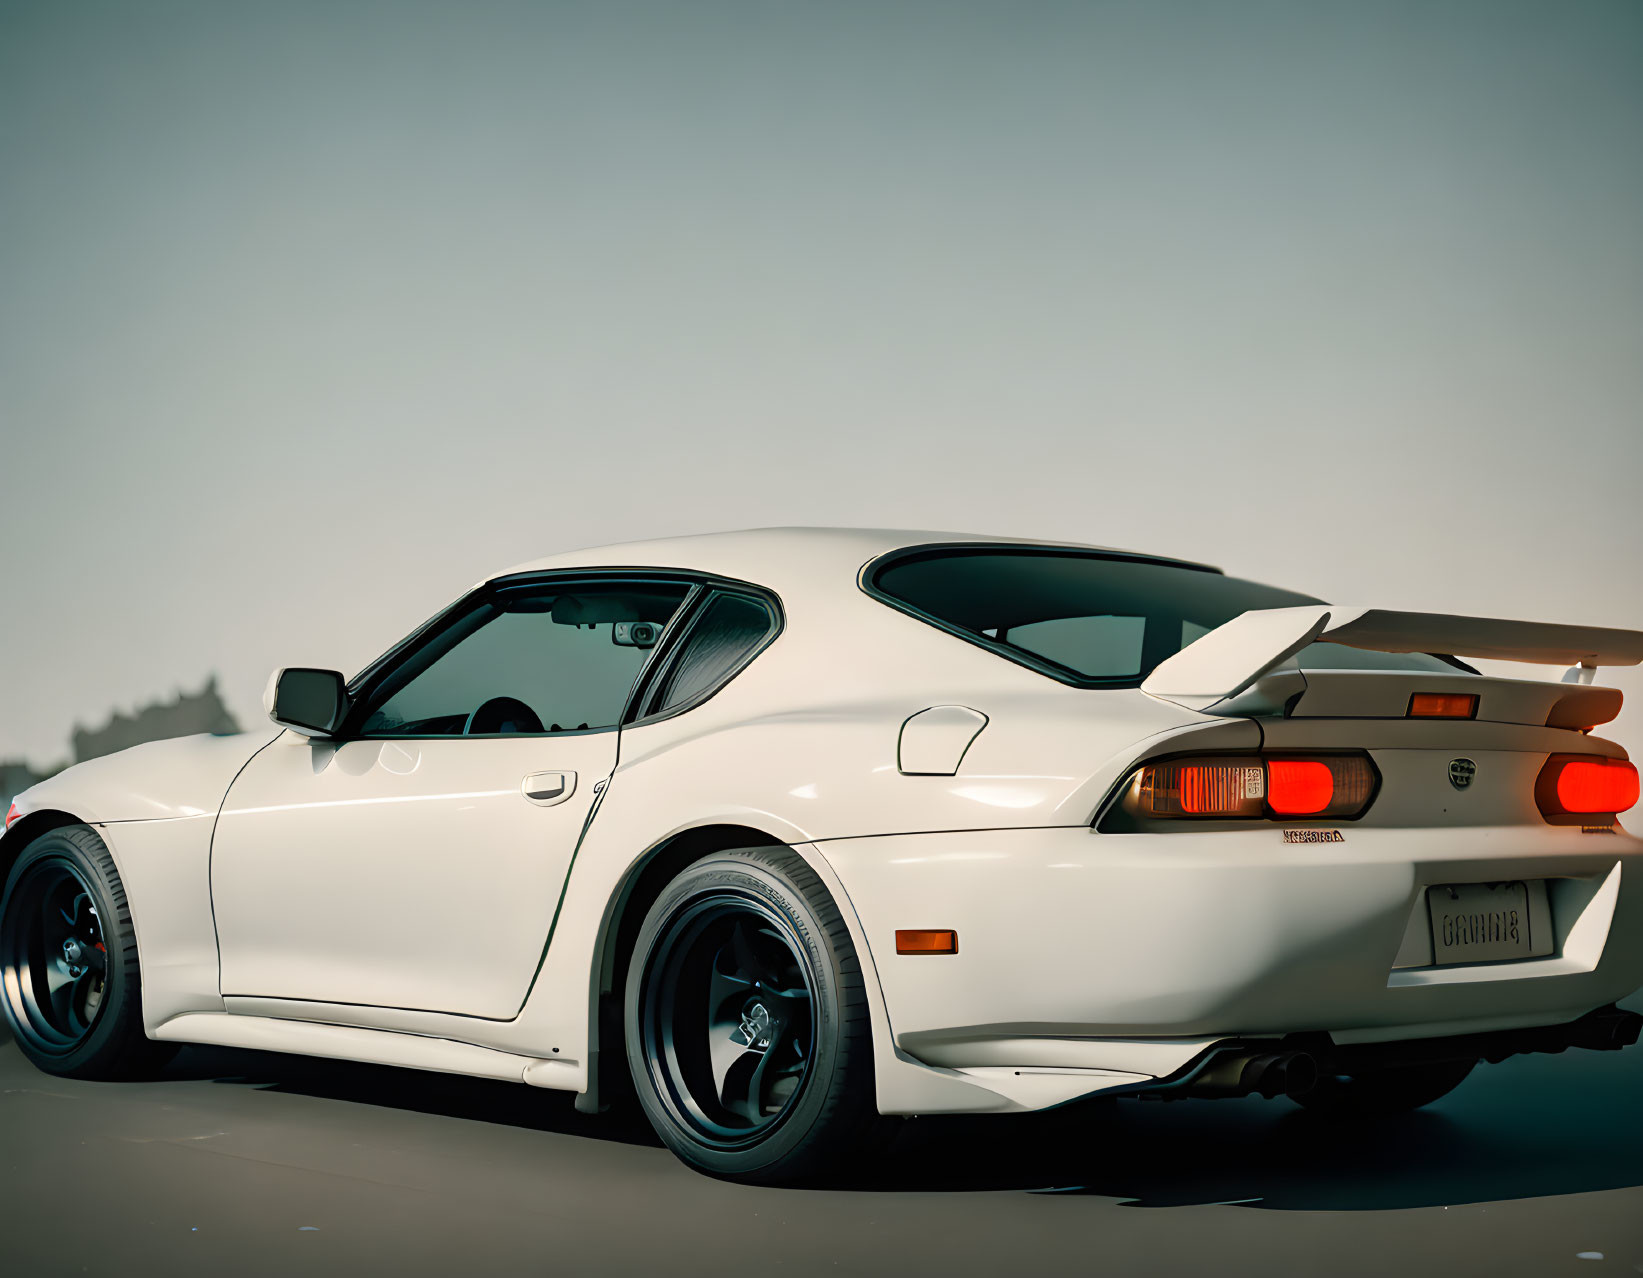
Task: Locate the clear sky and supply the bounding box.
[1,0,1639,765]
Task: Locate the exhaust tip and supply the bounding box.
[1241,1051,1318,1099]
[1280,1051,1318,1098]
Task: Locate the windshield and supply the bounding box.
[866,547,1463,686]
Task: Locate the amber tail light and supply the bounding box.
[1137,758,1266,818]
[1126,754,1378,821]
[1535,755,1639,822]
[1408,692,1479,719]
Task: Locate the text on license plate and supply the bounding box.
[1428,881,1536,965]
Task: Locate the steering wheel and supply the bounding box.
[463,696,545,736]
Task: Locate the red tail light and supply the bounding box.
[1127,754,1377,821]
[1267,760,1334,814]
[1536,755,1639,821]
[1268,755,1377,817]
[4,803,18,831]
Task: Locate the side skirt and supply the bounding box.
[152,1012,582,1090]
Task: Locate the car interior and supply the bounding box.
[355,583,692,737]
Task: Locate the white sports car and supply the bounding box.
[5,528,1642,1182]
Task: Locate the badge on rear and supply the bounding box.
[1282,829,1344,843]
[1448,758,1477,790]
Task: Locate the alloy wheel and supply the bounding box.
[1,860,111,1053]
[639,894,818,1148]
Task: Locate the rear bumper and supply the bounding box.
[815,823,1643,1108]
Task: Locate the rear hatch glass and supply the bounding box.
[866,546,1464,688]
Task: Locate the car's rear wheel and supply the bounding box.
[624,847,876,1183]
[0,825,174,1079]
[1292,1059,1476,1117]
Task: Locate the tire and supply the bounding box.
[0,824,175,1079]
[1292,1059,1476,1117]
[624,846,876,1183]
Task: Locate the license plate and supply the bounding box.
[1428,881,1534,965]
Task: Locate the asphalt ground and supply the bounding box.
[4,996,1641,1277]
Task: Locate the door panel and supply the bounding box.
[211,731,614,1018]
[210,575,691,1020]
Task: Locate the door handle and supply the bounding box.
[522,771,576,806]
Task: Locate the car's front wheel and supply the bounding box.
[624,847,876,1183]
[0,824,174,1079]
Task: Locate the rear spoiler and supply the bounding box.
[1142,606,1643,713]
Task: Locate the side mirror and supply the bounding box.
[263,668,349,737]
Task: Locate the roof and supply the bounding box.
[495,527,1220,594]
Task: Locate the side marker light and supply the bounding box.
[896,929,958,955]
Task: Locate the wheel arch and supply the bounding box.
[583,822,789,1109]
[0,809,91,889]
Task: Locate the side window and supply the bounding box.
[646,592,775,717]
[1003,615,1147,679]
[356,582,689,736]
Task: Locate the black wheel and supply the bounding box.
[0,825,174,1079]
[1293,1059,1477,1117]
[624,847,875,1183]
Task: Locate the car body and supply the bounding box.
[5,527,1642,1180]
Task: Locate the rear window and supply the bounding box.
[866,547,1462,687]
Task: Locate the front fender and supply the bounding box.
[9,731,278,827]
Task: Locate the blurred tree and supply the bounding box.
[71,676,242,764]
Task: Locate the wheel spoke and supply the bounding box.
[40,890,64,953]
[714,1014,792,1124]
[44,957,76,998]
[739,1016,791,1121]
[731,921,811,1001]
[730,920,783,990]
[47,964,85,1033]
[707,955,755,1022]
[61,892,90,929]
[713,1045,755,1119]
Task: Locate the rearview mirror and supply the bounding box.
[612,621,661,649]
[263,667,349,737]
